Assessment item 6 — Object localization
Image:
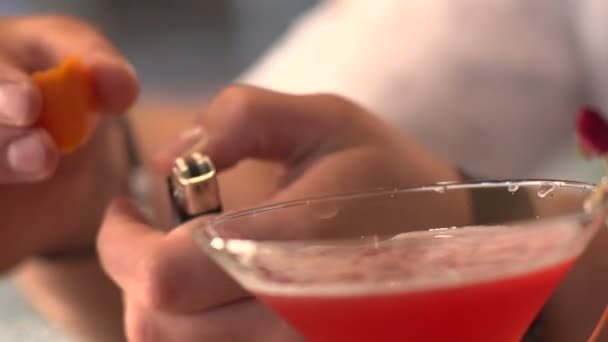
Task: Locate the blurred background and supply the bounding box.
[0,1,315,99]
[0,1,603,340]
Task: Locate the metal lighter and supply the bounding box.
[167,152,223,223]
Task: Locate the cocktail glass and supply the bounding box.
[194,180,606,342]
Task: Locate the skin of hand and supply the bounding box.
[0,15,138,269]
[98,85,462,341]
[0,15,137,342]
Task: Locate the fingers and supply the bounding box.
[0,15,138,183]
[153,85,367,173]
[88,55,139,114]
[125,298,303,342]
[0,59,58,182]
[97,198,249,314]
[0,126,58,183]
[99,198,303,341]
[152,126,207,173]
[202,86,364,170]
[1,15,139,113]
[0,63,42,127]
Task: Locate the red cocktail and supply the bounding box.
[196,181,604,341]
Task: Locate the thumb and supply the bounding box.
[153,85,365,173]
[97,196,157,288]
[97,196,154,267]
[103,196,151,226]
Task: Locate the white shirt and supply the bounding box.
[242,0,608,179]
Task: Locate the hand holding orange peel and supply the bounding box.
[32,56,101,154]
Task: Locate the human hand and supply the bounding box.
[0,15,138,269]
[99,85,459,341]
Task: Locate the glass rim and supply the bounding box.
[195,179,598,250]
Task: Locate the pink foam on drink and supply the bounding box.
[242,222,583,296]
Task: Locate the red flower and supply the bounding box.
[576,107,608,157]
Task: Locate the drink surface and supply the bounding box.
[241,223,582,341]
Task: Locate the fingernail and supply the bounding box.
[163,125,208,160]
[0,82,37,126]
[7,131,49,178]
[180,126,208,155]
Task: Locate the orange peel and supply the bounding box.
[32,56,100,154]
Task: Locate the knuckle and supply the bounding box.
[312,92,348,103]
[40,14,87,30]
[34,15,105,45]
[212,84,259,122]
[314,92,358,114]
[311,92,364,128]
